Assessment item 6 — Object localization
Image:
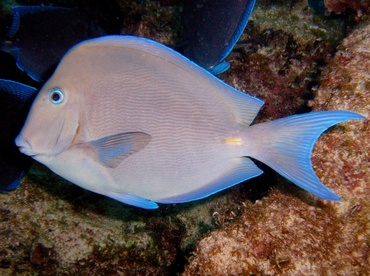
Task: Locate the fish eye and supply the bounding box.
[48,88,64,104]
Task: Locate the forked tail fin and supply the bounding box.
[248,111,366,200]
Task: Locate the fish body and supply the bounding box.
[15,36,365,209]
[0,79,37,191]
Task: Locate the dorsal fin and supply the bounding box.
[215,81,264,126]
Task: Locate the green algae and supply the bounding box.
[250,0,349,46]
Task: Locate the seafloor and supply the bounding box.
[0,0,369,275]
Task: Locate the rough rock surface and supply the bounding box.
[325,0,370,16]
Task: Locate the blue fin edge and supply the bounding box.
[249,110,366,200]
[105,193,158,209]
[218,0,257,63]
[0,78,37,100]
[7,7,20,37]
[0,171,24,192]
[209,61,230,75]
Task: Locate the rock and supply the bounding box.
[312,19,370,208]
[325,0,370,16]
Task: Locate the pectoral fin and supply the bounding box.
[87,132,152,168]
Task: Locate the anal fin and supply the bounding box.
[105,193,158,209]
[158,157,263,204]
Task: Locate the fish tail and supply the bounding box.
[247,111,365,200]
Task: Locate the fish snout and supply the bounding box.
[15,135,35,156]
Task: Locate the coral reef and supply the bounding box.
[183,17,370,276]
[325,0,370,16]
[116,0,182,46]
[184,189,370,275]
[0,0,368,274]
[0,162,228,274]
[221,0,348,121]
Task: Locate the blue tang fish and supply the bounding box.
[182,0,256,74]
[15,36,365,209]
[0,79,37,191]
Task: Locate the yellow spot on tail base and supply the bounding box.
[223,138,243,145]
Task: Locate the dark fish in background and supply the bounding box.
[0,6,105,82]
[1,2,256,80]
[308,0,326,13]
[0,79,37,192]
[182,0,256,74]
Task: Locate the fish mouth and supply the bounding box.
[18,146,37,157]
[15,136,38,157]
